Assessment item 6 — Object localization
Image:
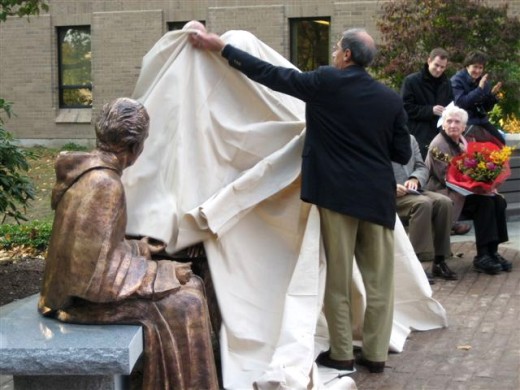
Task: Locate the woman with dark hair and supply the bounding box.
[450,50,504,145]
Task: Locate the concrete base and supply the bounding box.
[0,295,143,389]
[13,375,128,390]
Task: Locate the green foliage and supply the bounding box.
[0,219,52,251]
[0,0,49,223]
[0,99,36,223]
[373,0,520,116]
[0,0,48,22]
[60,142,88,152]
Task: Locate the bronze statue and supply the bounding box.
[38,97,219,390]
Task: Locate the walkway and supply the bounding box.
[2,223,518,390]
[352,221,520,389]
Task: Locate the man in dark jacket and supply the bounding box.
[191,28,411,374]
[401,48,453,159]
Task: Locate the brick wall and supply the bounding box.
[0,0,518,146]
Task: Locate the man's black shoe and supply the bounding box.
[355,355,385,373]
[432,262,458,280]
[316,350,354,371]
[473,254,502,275]
[493,253,512,272]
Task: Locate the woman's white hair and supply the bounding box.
[441,105,468,125]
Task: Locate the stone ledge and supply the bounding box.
[55,109,92,124]
[0,294,143,376]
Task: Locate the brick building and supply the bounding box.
[0,0,518,146]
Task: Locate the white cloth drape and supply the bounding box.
[122,30,447,390]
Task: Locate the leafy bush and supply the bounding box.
[0,0,49,22]
[0,219,52,251]
[0,99,36,223]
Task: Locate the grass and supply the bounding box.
[4,144,91,224]
[6,147,58,224]
[0,147,59,257]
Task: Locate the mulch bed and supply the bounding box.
[0,257,45,307]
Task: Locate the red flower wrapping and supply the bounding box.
[446,142,511,195]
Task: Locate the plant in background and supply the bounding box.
[489,99,520,134]
[60,142,89,152]
[0,0,48,21]
[0,0,49,223]
[0,99,35,223]
[0,219,52,256]
[373,0,520,118]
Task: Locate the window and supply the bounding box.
[57,26,92,108]
[290,18,331,71]
[167,21,205,31]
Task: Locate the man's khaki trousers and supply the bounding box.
[319,207,394,362]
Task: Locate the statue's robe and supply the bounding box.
[38,150,219,390]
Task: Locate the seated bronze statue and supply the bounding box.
[38,97,219,390]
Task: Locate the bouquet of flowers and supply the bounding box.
[446,141,513,195]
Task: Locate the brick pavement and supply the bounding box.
[2,242,518,390]
[351,241,520,390]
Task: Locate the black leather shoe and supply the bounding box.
[432,262,458,280]
[473,254,502,275]
[316,350,354,371]
[355,355,385,373]
[493,253,512,272]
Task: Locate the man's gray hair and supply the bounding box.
[341,28,377,67]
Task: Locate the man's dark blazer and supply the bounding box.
[221,45,411,229]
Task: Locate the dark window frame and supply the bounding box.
[57,25,92,109]
[289,17,331,71]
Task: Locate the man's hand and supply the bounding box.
[175,262,193,285]
[396,184,408,198]
[189,31,225,52]
[404,178,419,191]
[432,105,445,116]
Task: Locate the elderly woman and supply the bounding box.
[425,105,511,275]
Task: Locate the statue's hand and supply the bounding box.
[175,262,193,285]
[139,237,167,258]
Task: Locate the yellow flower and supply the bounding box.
[490,146,513,165]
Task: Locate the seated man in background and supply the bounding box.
[38,97,219,390]
[393,135,457,281]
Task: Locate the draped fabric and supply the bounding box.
[122,30,447,389]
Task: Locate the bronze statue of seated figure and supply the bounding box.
[38,97,219,390]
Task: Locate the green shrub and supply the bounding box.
[60,142,89,152]
[0,219,52,251]
[0,99,36,223]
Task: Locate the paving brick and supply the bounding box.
[351,240,520,390]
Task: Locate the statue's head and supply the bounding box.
[182,20,206,33]
[95,98,150,166]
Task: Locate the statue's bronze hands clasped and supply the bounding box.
[175,263,193,285]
